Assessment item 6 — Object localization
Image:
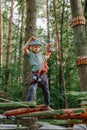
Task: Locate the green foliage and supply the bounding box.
[1,61,24,101]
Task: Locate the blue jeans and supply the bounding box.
[26,73,50,106]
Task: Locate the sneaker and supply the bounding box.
[46,106,54,111]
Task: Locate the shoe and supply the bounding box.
[46,106,54,111]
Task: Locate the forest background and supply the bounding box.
[0,0,87,110]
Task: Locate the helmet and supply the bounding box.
[29,39,41,46]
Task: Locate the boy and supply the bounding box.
[23,37,53,111]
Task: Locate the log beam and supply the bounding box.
[0,101,36,110]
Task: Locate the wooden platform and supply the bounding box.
[3,105,87,124]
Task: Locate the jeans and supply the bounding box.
[26,73,50,106]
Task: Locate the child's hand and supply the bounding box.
[46,44,51,50]
[30,36,36,41]
[46,44,52,53]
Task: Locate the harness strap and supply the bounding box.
[32,70,46,75]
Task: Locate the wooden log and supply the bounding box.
[4,104,48,116]
[78,97,87,107]
[16,108,86,119]
[80,101,87,105]
[0,101,36,110]
[36,119,83,125]
[79,97,87,101]
[80,101,87,108]
[0,124,28,129]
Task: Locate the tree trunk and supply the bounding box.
[18,8,25,84]
[22,0,38,130]
[46,0,51,91]
[59,0,67,108]
[22,0,36,100]
[0,0,2,67]
[84,0,87,22]
[84,0,87,35]
[5,0,14,98]
[0,0,3,91]
[46,0,50,43]
[70,0,87,91]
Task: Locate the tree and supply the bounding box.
[5,0,14,98]
[0,0,2,67]
[22,0,38,129]
[22,0,37,100]
[17,1,25,84]
[84,0,87,34]
[84,0,87,21]
[53,0,67,108]
[0,0,2,91]
[70,0,87,91]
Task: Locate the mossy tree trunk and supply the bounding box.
[70,0,87,91]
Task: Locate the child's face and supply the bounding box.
[32,44,41,53]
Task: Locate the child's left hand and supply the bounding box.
[46,44,52,52]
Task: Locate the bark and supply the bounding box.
[22,0,36,100]
[5,0,14,98]
[0,0,2,67]
[0,0,2,90]
[84,0,87,22]
[46,0,51,90]
[56,0,67,108]
[46,0,50,43]
[70,0,87,91]
[18,9,25,84]
[53,0,60,58]
[22,0,37,129]
[84,0,87,35]
[65,0,71,91]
